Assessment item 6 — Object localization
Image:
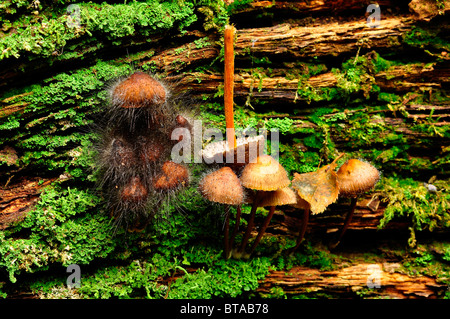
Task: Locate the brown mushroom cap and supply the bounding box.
[259,187,297,207]
[109,137,136,167]
[153,161,189,191]
[137,134,166,164]
[198,167,245,205]
[112,72,166,108]
[239,155,290,191]
[120,176,148,202]
[336,159,380,197]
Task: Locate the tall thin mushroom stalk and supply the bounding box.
[224,24,237,151]
[289,196,310,254]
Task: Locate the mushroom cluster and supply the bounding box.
[289,155,380,252]
[198,25,382,258]
[197,25,297,258]
[198,154,294,259]
[97,71,192,229]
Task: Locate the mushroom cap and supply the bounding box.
[120,176,148,202]
[198,167,245,205]
[111,72,166,108]
[153,161,189,191]
[259,187,297,207]
[137,134,166,164]
[240,155,290,191]
[202,135,265,166]
[108,136,136,167]
[336,159,380,197]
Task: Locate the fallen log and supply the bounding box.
[0,176,57,230]
[257,262,447,298]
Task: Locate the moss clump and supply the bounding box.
[0,184,112,283]
[0,1,198,60]
[378,176,450,247]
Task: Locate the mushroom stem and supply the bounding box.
[330,197,357,250]
[291,206,310,253]
[224,25,237,151]
[238,193,262,254]
[224,205,231,258]
[248,205,276,256]
[228,205,242,253]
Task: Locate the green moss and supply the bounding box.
[403,26,450,52]
[0,184,109,283]
[0,1,198,60]
[378,176,450,247]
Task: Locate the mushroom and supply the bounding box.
[329,158,381,249]
[236,154,290,256]
[290,154,344,253]
[247,187,297,256]
[202,134,265,167]
[108,71,168,129]
[153,161,190,192]
[198,166,246,258]
[111,71,166,108]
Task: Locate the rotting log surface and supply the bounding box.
[257,262,446,298]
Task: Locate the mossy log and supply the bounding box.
[0,0,449,300]
[257,262,447,298]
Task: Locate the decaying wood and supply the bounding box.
[0,176,57,230]
[242,0,397,14]
[234,16,413,59]
[257,262,447,298]
[176,62,449,98]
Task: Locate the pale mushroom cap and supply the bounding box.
[259,187,298,207]
[337,159,380,197]
[202,135,265,165]
[240,155,290,191]
[198,167,245,205]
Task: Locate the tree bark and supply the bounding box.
[257,262,447,298]
[0,176,57,230]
